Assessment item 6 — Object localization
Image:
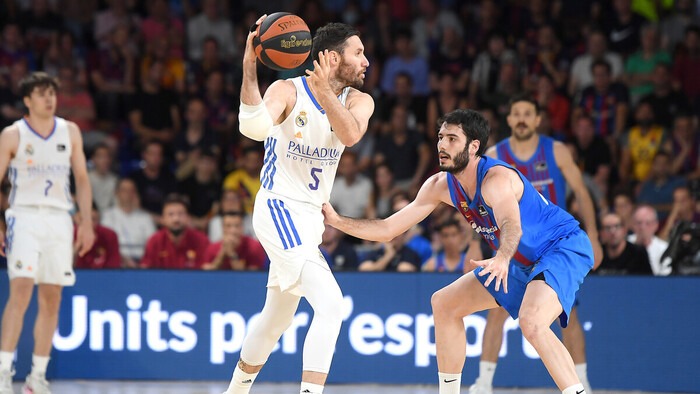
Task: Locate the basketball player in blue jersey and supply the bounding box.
[0,72,95,394]
[324,109,594,394]
[223,16,373,394]
[469,95,603,394]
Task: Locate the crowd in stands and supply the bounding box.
[0,0,699,275]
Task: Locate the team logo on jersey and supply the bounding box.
[460,201,469,209]
[57,144,66,151]
[24,144,33,155]
[15,260,22,269]
[478,205,489,216]
[295,111,308,127]
[535,161,547,171]
[187,250,196,259]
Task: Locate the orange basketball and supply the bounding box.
[253,12,312,71]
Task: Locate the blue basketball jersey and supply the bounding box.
[446,157,580,266]
[435,251,466,272]
[495,135,567,208]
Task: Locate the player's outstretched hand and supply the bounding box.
[470,256,509,293]
[305,49,332,94]
[75,222,96,257]
[243,15,267,69]
[322,202,339,226]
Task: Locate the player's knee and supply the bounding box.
[431,288,452,317]
[313,288,344,324]
[518,312,545,342]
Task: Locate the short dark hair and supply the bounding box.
[436,219,460,232]
[508,93,540,114]
[311,23,359,63]
[162,193,190,213]
[438,109,490,157]
[591,59,612,74]
[19,72,59,98]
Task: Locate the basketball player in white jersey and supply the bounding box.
[0,72,95,394]
[222,17,373,394]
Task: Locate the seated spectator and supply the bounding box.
[202,211,265,271]
[624,24,672,104]
[320,224,358,271]
[380,29,430,96]
[140,34,185,93]
[101,178,157,268]
[202,70,236,134]
[358,230,421,272]
[660,185,699,240]
[669,114,700,176]
[619,101,671,184]
[599,212,652,275]
[73,203,121,269]
[129,60,181,144]
[208,189,254,242]
[410,0,463,60]
[366,163,401,219]
[603,0,646,57]
[43,30,87,88]
[637,152,687,219]
[426,72,470,149]
[480,62,523,129]
[375,73,427,135]
[639,63,690,129]
[18,0,64,58]
[0,60,28,129]
[222,146,262,215]
[0,22,36,82]
[93,0,140,50]
[613,189,637,234]
[571,115,612,196]
[140,0,184,58]
[88,143,118,212]
[186,36,234,95]
[673,26,700,102]
[572,60,629,139]
[429,27,472,93]
[56,65,98,145]
[330,150,373,219]
[140,194,209,269]
[568,30,624,97]
[186,0,236,61]
[659,0,700,53]
[523,25,569,92]
[469,31,519,108]
[174,97,220,180]
[628,205,672,276]
[178,149,220,230]
[535,73,570,137]
[422,219,482,273]
[88,23,136,124]
[373,105,430,194]
[128,141,177,218]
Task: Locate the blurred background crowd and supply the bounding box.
[0,0,699,275]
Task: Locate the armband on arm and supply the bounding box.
[239,102,273,141]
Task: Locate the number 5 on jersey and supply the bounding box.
[309,167,322,190]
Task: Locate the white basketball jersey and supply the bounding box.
[259,76,350,207]
[8,116,73,210]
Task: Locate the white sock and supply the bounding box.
[300,381,324,393]
[0,351,13,372]
[575,363,591,393]
[438,372,461,394]
[562,383,585,394]
[224,364,258,394]
[476,361,497,386]
[30,355,50,378]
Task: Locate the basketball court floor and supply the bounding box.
[10,381,664,393]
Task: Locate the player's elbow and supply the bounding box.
[337,131,362,147]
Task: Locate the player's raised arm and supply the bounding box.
[471,167,523,293]
[323,173,444,242]
[239,15,293,141]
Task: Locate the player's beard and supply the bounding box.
[336,58,363,89]
[168,226,185,237]
[439,145,471,174]
[513,123,536,141]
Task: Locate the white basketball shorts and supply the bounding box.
[5,206,75,286]
[252,188,330,296]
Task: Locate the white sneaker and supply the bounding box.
[468,378,493,394]
[21,374,50,394]
[0,369,14,394]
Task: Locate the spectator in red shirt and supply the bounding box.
[74,203,121,269]
[140,194,209,269]
[673,26,700,101]
[202,211,266,271]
